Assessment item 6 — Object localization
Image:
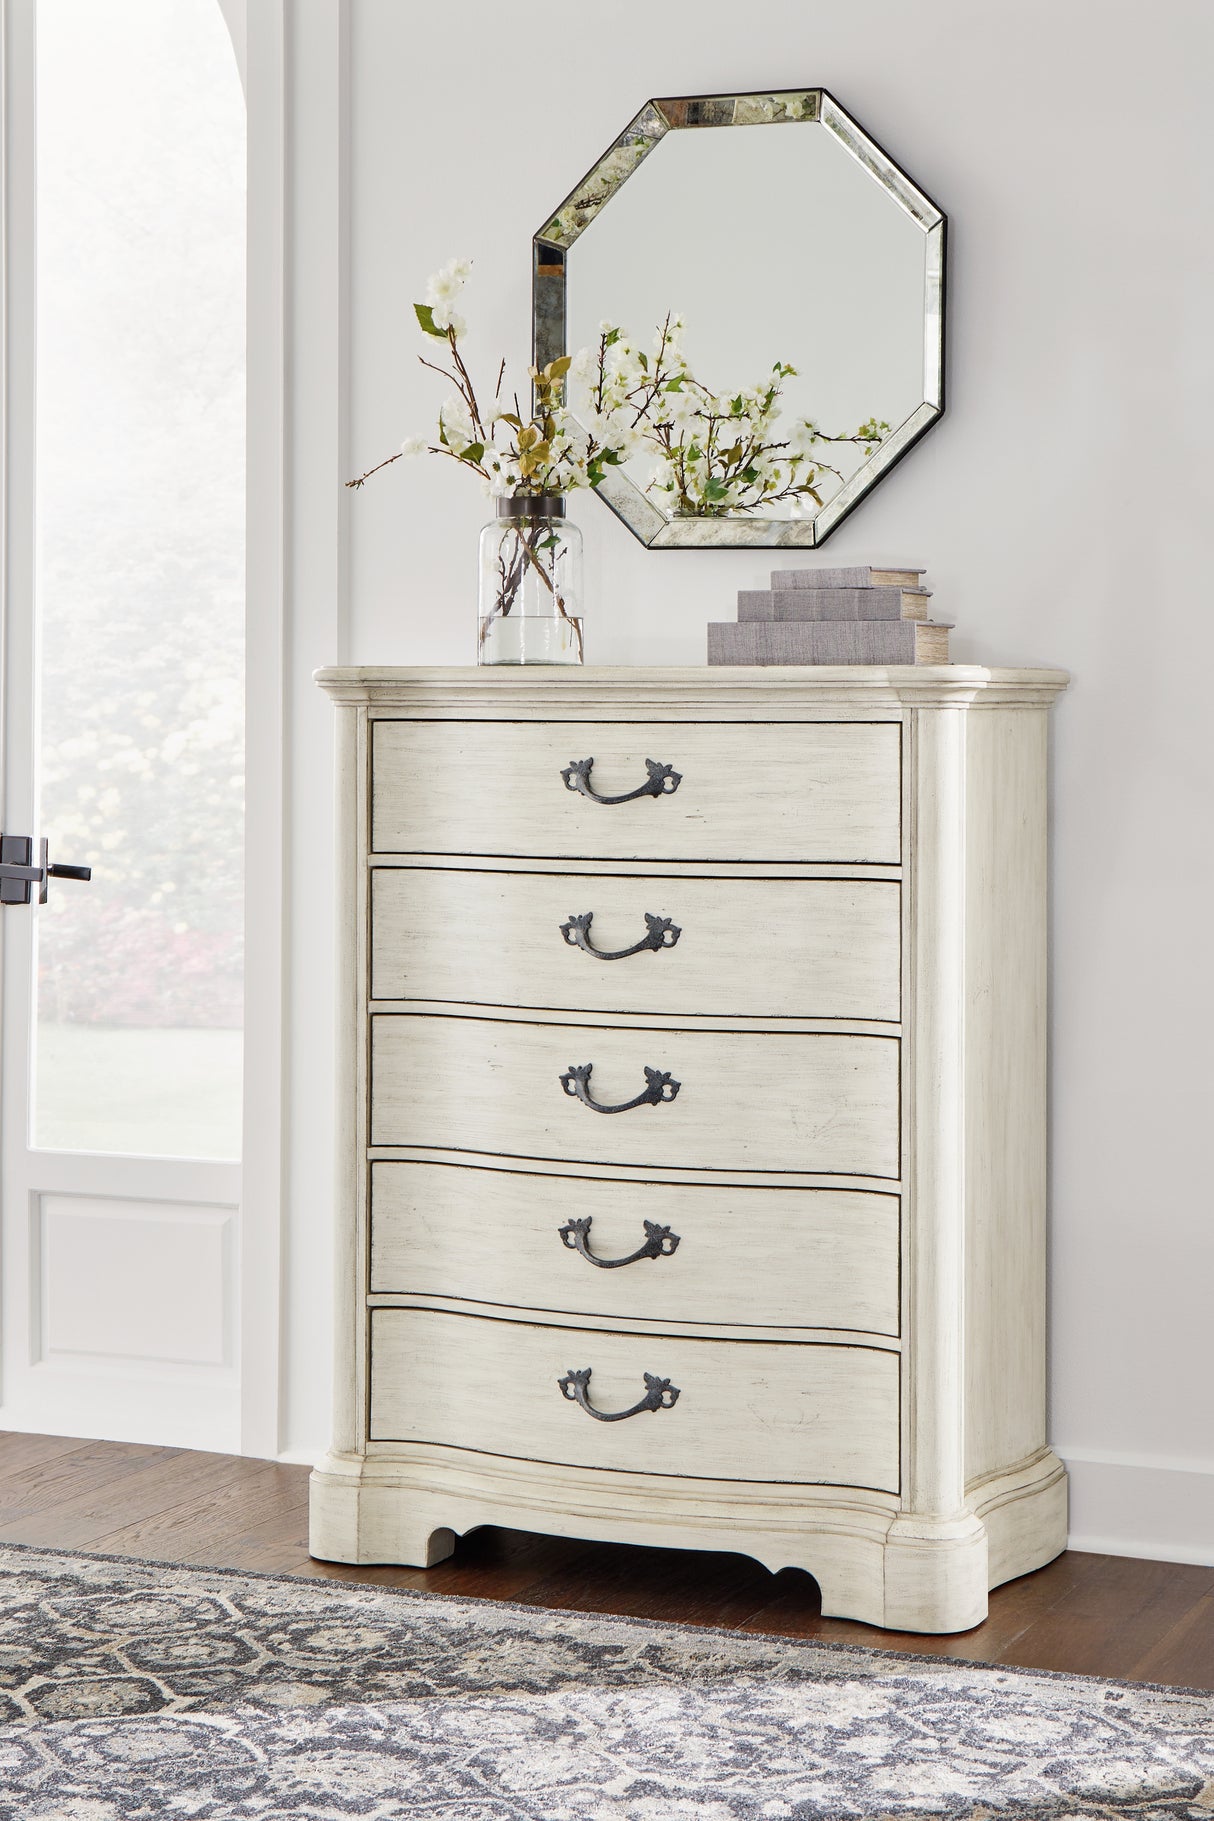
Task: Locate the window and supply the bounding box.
[32,0,245,1159]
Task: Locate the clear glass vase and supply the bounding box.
[478,495,583,665]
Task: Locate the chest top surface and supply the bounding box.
[315,664,1070,714]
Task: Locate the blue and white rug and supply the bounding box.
[0,1542,1209,1819]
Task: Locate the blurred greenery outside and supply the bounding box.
[33,0,245,1158]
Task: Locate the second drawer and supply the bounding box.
[371,870,901,1021]
[371,1162,900,1334]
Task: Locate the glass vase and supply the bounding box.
[478,495,583,665]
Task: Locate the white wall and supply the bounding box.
[281,0,1214,1561]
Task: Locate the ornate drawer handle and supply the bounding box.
[558,1216,681,1269]
[558,1366,681,1421]
[560,911,681,960]
[559,1062,680,1114]
[561,757,682,804]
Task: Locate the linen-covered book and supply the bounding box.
[707,619,952,666]
[770,565,926,589]
[738,586,931,622]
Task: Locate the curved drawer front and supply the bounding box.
[371,1163,900,1336]
[370,1016,901,1178]
[371,871,901,1022]
[369,1308,900,1490]
[371,720,901,863]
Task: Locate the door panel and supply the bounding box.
[0,0,247,1449]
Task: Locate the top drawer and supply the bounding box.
[371,720,901,864]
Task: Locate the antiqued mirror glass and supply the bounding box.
[534,90,945,548]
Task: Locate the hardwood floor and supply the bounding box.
[1,1430,1211,1689]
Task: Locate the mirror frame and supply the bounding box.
[533,89,946,549]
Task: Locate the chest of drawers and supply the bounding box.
[310,665,1069,1633]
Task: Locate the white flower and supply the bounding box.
[665,393,699,433]
[399,435,427,458]
[482,442,522,496]
[790,416,823,450]
[426,258,471,310]
[429,304,466,336]
[439,395,476,455]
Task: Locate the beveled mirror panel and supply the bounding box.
[534,91,945,548]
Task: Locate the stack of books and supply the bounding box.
[707,565,952,665]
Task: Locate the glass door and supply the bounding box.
[1,0,247,1448]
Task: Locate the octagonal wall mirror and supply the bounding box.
[534,90,946,548]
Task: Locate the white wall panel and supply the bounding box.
[37,1195,234,1369]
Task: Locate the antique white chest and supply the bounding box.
[310,664,1069,1633]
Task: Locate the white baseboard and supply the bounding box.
[277,1445,323,1467]
[275,1445,1214,1569]
[1058,1448,1214,1566]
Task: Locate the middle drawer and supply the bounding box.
[371,1015,901,1177]
[371,1161,901,1334]
[371,869,901,1022]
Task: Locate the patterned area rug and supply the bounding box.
[0,1543,1210,1819]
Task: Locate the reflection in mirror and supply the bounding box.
[534,92,945,548]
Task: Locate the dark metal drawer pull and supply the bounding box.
[558,1366,681,1421]
[560,911,681,960]
[560,1062,680,1114]
[561,757,682,804]
[559,1216,681,1269]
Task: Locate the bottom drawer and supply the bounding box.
[369,1308,900,1492]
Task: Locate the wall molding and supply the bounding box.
[1060,1449,1214,1567]
[241,0,287,1457]
[276,0,352,1457]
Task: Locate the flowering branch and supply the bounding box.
[344,260,890,529]
[346,260,631,502]
[572,315,889,518]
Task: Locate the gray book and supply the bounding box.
[738,586,931,623]
[771,565,926,590]
[707,619,952,666]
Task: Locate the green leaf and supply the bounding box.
[730,395,744,414]
[604,327,620,347]
[637,351,649,371]
[460,443,485,465]
[665,377,684,392]
[413,302,448,339]
[537,532,560,550]
[548,355,572,379]
[703,478,729,501]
